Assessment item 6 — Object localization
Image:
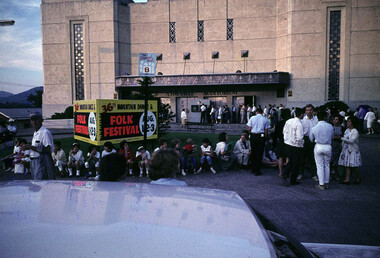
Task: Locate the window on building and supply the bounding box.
[72,23,84,100]
[227,19,233,40]
[198,20,204,41]
[328,10,341,100]
[276,88,285,98]
[169,22,176,43]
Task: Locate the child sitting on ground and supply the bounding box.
[52,141,67,177]
[102,141,116,158]
[85,145,100,177]
[67,142,84,177]
[181,139,197,175]
[197,138,216,174]
[119,141,134,176]
[135,146,151,178]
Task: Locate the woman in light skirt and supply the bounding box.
[338,116,362,185]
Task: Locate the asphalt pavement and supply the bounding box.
[1,134,379,246]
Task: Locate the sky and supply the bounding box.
[0,0,147,95]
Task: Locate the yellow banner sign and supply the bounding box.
[74,99,158,146]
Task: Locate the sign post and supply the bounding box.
[138,53,156,149]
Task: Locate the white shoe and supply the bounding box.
[312,176,319,182]
[196,167,202,174]
[94,175,100,181]
[210,167,216,174]
[297,174,303,180]
[181,170,186,176]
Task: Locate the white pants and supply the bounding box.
[55,160,66,171]
[314,144,332,185]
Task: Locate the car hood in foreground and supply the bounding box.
[0,180,276,257]
[302,243,380,258]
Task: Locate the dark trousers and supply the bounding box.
[300,137,316,177]
[250,133,265,174]
[284,144,302,183]
[200,111,206,123]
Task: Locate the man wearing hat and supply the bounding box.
[22,112,55,180]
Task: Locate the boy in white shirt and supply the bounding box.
[85,145,100,177]
[135,146,151,177]
[67,142,84,177]
[52,141,67,177]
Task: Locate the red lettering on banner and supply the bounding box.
[127,115,133,124]
[102,125,140,138]
[75,125,89,135]
[77,115,86,124]
[110,115,134,125]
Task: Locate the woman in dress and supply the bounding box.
[338,116,362,184]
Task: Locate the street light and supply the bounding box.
[0,20,15,26]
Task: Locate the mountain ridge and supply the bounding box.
[0,87,43,107]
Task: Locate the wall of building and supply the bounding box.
[125,0,379,109]
[127,0,277,75]
[41,0,379,118]
[41,0,119,118]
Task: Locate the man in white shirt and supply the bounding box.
[247,107,270,176]
[200,103,207,123]
[282,108,304,185]
[310,111,334,190]
[181,109,187,127]
[300,104,318,181]
[22,112,55,180]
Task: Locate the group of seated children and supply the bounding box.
[1,138,30,174]
[177,131,279,175]
[52,140,151,180]
[49,132,280,180]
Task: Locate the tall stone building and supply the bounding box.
[41,0,380,120]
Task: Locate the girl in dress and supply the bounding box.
[338,116,362,184]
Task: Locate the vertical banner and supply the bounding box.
[138,53,156,77]
[74,99,158,146]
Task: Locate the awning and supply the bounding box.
[116,72,290,93]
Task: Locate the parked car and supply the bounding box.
[0,181,379,257]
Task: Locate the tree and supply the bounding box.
[50,106,73,119]
[134,77,175,136]
[27,90,43,108]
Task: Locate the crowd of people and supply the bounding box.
[195,103,287,124]
[1,103,377,188]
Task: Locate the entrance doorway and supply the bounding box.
[233,96,256,107]
[176,97,199,122]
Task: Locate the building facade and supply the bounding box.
[41,0,380,119]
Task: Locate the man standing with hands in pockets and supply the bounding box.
[247,107,270,176]
[22,112,55,180]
